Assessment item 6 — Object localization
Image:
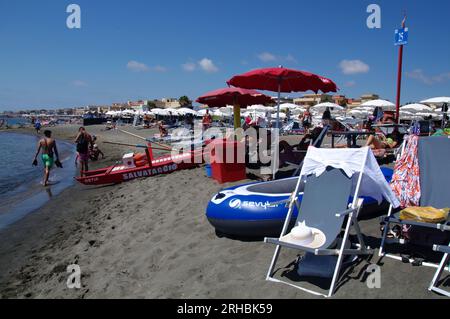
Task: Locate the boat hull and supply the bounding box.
[76,152,200,185]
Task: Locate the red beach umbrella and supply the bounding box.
[228,66,338,179]
[227,66,338,128]
[196,87,272,129]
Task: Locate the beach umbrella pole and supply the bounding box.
[272,81,281,180]
[233,104,241,130]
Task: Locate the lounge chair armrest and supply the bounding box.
[433,245,450,254]
[335,207,358,218]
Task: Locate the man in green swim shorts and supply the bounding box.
[33,130,60,186]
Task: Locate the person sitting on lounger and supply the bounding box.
[366,128,401,157]
[158,121,169,137]
[278,126,326,167]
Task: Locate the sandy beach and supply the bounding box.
[0,124,446,299]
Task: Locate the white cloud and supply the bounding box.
[153,65,167,72]
[198,58,219,73]
[285,54,298,64]
[127,60,150,72]
[339,59,370,75]
[405,69,450,85]
[257,52,298,64]
[257,52,277,63]
[182,62,196,72]
[72,80,88,87]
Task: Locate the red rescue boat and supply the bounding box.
[75,144,203,186]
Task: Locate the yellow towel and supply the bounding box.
[399,207,449,223]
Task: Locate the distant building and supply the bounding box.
[360,94,379,104]
[332,95,347,106]
[347,98,362,108]
[293,94,333,106]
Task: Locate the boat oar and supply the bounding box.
[119,129,173,151]
[103,141,171,152]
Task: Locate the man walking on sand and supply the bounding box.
[75,127,93,176]
[33,130,61,186]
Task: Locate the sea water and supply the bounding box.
[0,132,77,230]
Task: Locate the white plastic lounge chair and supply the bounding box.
[429,244,450,297]
[379,137,450,268]
[265,146,399,297]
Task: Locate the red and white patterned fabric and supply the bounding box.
[390,135,421,208]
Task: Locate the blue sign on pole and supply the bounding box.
[395,27,409,46]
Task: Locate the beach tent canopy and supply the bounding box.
[361,99,396,111]
[400,103,433,113]
[420,97,450,104]
[300,146,400,207]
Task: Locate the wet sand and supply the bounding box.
[0,124,447,299]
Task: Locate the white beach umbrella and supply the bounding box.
[415,112,437,119]
[122,109,136,115]
[247,104,268,111]
[177,107,197,116]
[279,103,298,111]
[361,99,396,111]
[150,108,164,115]
[196,109,209,116]
[163,108,180,116]
[291,107,306,115]
[420,97,450,105]
[435,108,450,114]
[311,102,344,112]
[218,107,233,116]
[400,103,433,113]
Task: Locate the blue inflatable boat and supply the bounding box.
[206,167,393,237]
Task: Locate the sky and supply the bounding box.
[1,0,450,110]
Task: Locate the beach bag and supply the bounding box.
[76,134,89,153]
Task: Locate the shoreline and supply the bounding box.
[0,131,78,230]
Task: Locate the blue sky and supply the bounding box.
[1,0,450,110]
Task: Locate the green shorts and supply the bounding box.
[41,154,54,168]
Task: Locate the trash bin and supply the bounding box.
[210,139,246,184]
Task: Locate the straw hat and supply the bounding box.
[280,221,326,249]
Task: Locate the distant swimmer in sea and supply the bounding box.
[32,130,62,186]
[75,127,94,177]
